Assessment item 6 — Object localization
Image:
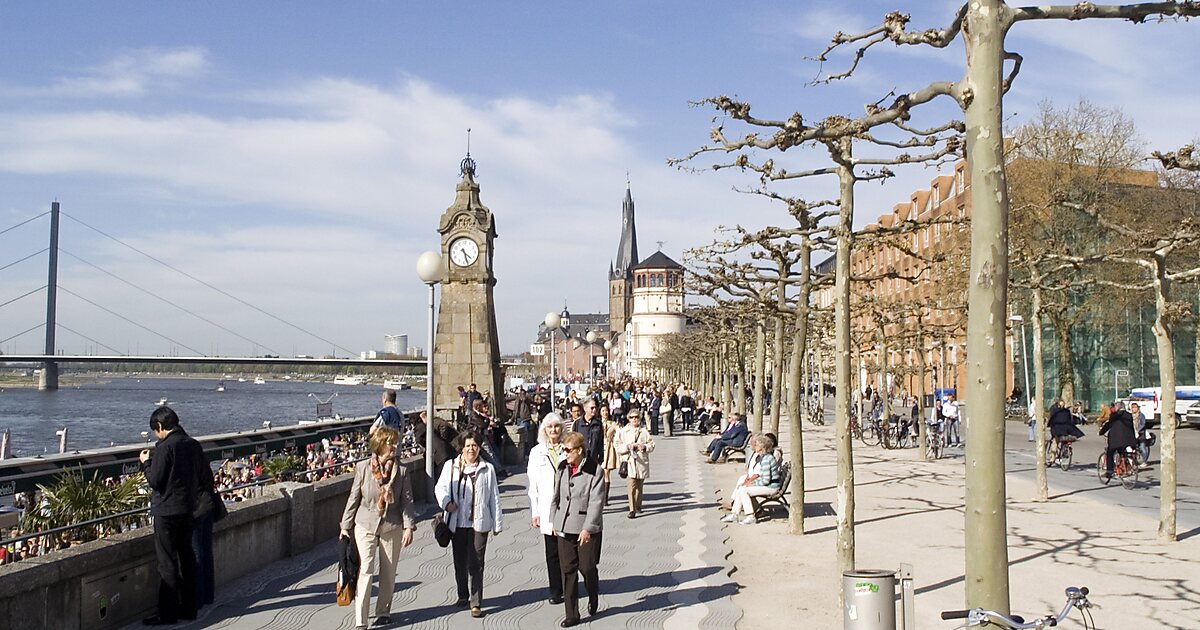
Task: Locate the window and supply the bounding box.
[923,227,929,247]
[637,274,646,288]
[956,169,965,191]
[935,222,941,241]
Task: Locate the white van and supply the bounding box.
[1127,386,1200,427]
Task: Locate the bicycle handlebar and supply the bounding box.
[940,586,1090,628]
[940,610,970,620]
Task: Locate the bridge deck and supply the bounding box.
[128,434,741,629]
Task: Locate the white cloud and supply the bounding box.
[7,47,209,98]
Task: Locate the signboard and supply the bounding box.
[1115,369,1130,377]
[530,344,545,356]
[316,402,334,418]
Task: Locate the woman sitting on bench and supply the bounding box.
[722,435,781,525]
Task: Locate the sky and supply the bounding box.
[0,1,1196,357]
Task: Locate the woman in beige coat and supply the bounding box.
[614,409,655,519]
[340,427,416,629]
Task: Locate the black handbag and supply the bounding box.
[432,513,452,547]
[618,460,629,479]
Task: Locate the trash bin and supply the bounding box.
[843,569,897,629]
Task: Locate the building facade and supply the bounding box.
[624,251,686,378]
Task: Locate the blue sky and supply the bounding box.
[0,2,1196,357]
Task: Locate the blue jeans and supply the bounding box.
[945,418,961,445]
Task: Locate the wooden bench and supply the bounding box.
[719,431,754,463]
[752,461,792,520]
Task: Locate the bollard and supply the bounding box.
[843,569,897,630]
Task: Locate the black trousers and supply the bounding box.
[543,534,563,599]
[451,527,489,607]
[153,513,198,621]
[558,532,601,622]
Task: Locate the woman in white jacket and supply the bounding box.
[614,410,655,518]
[435,431,503,619]
[526,412,566,604]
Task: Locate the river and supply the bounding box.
[0,376,427,457]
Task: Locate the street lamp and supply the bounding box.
[586,330,598,382]
[416,250,444,480]
[603,339,613,379]
[1009,315,1032,410]
[545,311,562,407]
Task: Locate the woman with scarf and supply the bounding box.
[435,431,503,619]
[340,427,416,629]
[527,412,567,604]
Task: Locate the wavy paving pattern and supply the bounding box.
[127,435,742,629]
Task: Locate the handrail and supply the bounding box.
[0,456,372,551]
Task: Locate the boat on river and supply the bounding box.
[382,379,411,390]
[253,377,266,385]
[333,375,368,386]
[156,397,169,406]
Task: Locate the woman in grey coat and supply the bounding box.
[551,431,606,627]
[340,427,416,629]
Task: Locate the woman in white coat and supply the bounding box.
[614,410,655,518]
[435,431,503,619]
[526,412,566,604]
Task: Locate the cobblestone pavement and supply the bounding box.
[132,434,741,629]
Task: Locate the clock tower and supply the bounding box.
[432,155,505,419]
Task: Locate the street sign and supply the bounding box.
[316,402,333,418]
[1115,369,1130,377]
[530,344,545,356]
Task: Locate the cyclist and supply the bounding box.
[1048,398,1083,445]
[1098,401,1136,479]
[1129,402,1151,470]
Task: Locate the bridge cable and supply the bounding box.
[59,249,281,356]
[61,211,357,356]
[0,285,46,310]
[0,248,49,273]
[56,322,125,355]
[0,323,44,345]
[58,286,207,356]
[0,211,49,237]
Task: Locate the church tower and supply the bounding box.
[608,185,639,334]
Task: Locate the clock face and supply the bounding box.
[449,237,479,267]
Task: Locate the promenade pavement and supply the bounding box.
[724,412,1200,629]
[129,433,741,630]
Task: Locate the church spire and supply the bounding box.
[611,183,639,280]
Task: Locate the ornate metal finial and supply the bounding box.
[460,127,476,176]
[626,170,630,188]
[656,240,665,251]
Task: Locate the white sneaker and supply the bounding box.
[739,517,757,525]
[721,514,737,523]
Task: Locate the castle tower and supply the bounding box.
[626,250,686,378]
[608,185,639,334]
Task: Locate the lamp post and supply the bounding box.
[603,339,613,379]
[586,330,598,382]
[1009,315,1032,410]
[416,251,444,480]
[545,311,561,407]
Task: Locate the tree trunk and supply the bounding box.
[1052,313,1076,405]
[1032,282,1048,501]
[721,343,734,425]
[961,0,1012,613]
[917,324,928,461]
[771,270,786,434]
[788,239,812,535]
[752,319,767,434]
[833,140,856,575]
[1155,259,1177,541]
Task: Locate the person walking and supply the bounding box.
[600,406,619,503]
[435,432,503,619]
[138,407,209,626]
[577,399,605,464]
[551,431,606,627]
[614,410,655,519]
[527,413,567,604]
[340,427,416,629]
[369,389,405,435]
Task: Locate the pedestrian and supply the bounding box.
[600,406,619,501]
[1027,397,1039,442]
[577,399,605,464]
[435,432,503,619]
[1099,401,1137,478]
[340,427,416,629]
[369,389,405,435]
[139,407,209,626]
[943,394,961,447]
[412,409,458,482]
[527,413,567,605]
[551,431,606,627]
[614,410,655,519]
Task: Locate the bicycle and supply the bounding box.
[859,415,883,447]
[941,585,1096,628]
[926,420,945,460]
[1045,435,1076,471]
[1096,447,1138,490]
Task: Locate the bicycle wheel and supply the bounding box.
[1060,444,1072,471]
[928,434,942,459]
[1119,456,1138,489]
[860,422,880,447]
[1045,440,1058,467]
[1096,452,1111,485]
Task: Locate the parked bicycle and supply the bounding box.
[1096,447,1138,489]
[926,420,945,460]
[859,415,884,447]
[941,585,1095,629]
[1045,435,1077,471]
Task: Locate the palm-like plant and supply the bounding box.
[22,469,148,544]
[262,454,302,482]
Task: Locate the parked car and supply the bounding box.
[1127,386,1200,428]
[1184,401,1200,429]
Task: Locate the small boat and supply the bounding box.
[156,397,169,406]
[253,377,266,385]
[383,379,411,390]
[333,375,368,386]
[237,377,246,383]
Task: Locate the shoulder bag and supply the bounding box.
[432,464,465,548]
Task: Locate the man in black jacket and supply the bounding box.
[1099,401,1137,477]
[139,407,209,625]
[578,399,605,463]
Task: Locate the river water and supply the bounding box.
[0,376,427,457]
